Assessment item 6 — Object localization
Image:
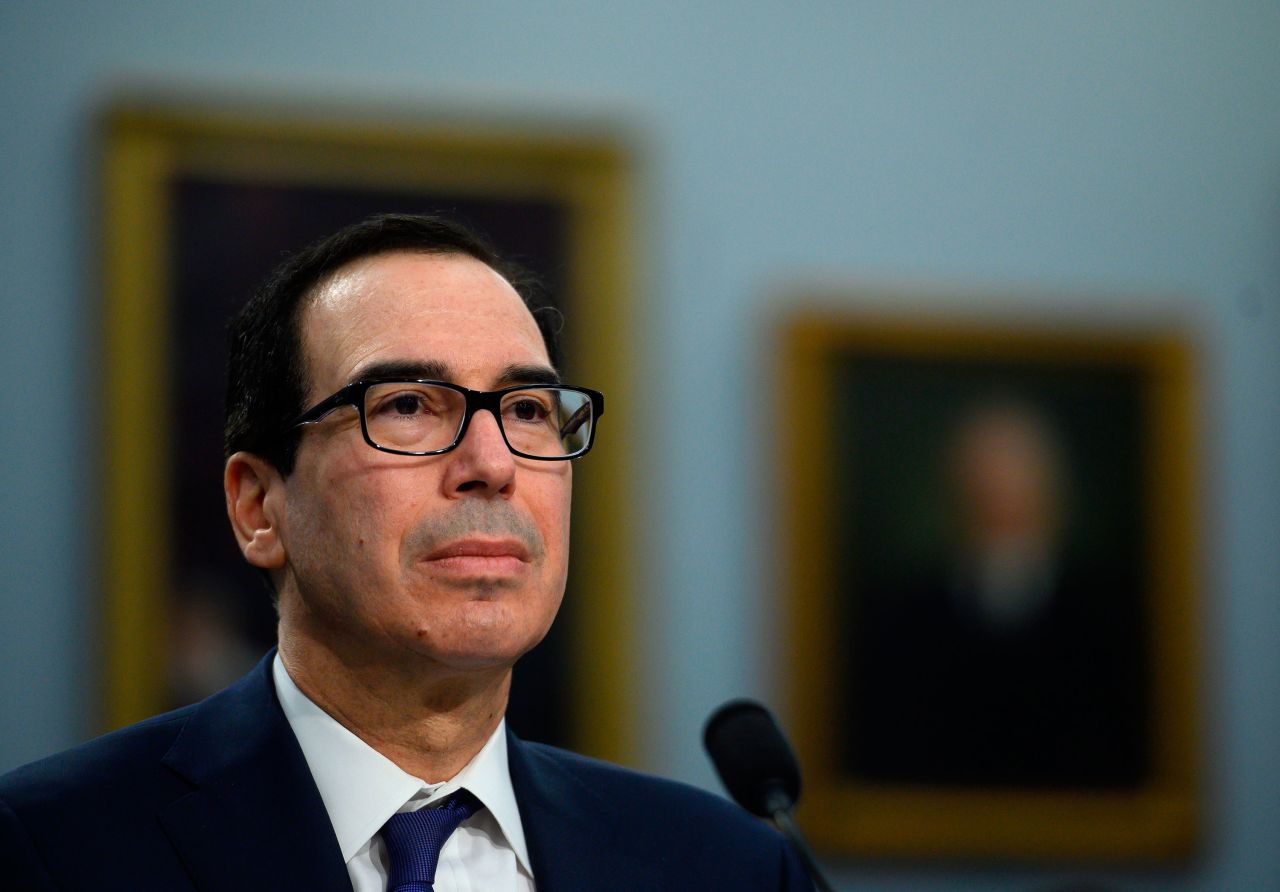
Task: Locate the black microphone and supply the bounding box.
[704,699,836,892]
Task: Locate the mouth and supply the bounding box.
[422,537,533,576]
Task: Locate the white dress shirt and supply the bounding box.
[273,654,536,891]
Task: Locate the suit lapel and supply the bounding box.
[155,657,669,890]
[157,652,351,892]
[507,733,658,891]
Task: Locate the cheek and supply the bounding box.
[541,480,574,602]
[538,471,574,558]
[283,466,401,581]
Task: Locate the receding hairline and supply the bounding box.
[294,247,548,402]
[303,246,517,308]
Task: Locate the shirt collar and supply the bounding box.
[272,652,532,874]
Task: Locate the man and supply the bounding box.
[854,399,1146,788]
[0,214,810,890]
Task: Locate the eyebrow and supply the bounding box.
[348,359,561,388]
[349,359,448,383]
[495,363,562,387]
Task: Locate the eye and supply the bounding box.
[510,398,548,421]
[367,385,450,420]
[502,391,556,425]
[389,393,425,415]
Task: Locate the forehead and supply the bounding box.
[299,251,549,393]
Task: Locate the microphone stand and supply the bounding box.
[765,788,836,892]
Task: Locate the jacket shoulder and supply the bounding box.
[512,739,811,889]
[520,740,752,820]
[0,705,203,891]
[0,703,197,814]
[0,654,291,891]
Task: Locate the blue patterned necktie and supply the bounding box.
[381,789,483,892]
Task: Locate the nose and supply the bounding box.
[441,408,517,497]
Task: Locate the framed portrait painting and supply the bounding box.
[100,98,638,763]
[779,306,1200,860]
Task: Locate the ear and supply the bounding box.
[224,451,287,570]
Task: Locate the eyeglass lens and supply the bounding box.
[363,383,593,457]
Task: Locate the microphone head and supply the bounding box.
[703,698,802,818]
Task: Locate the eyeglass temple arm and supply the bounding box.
[290,387,358,428]
[559,403,592,438]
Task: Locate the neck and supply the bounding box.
[277,624,510,783]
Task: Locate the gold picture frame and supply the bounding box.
[780,306,1200,861]
[100,98,638,764]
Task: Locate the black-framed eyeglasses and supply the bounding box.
[285,379,604,460]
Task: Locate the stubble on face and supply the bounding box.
[402,498,547,590]
[275,251,572,676]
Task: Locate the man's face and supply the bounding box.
[273,251,571,673]
[950,406,1062,545]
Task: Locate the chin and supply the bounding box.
[412,623,547,671]
[422,643,531,675]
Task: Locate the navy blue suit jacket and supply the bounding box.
[0,653,811,890]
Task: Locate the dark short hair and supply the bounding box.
[224,213,559,475]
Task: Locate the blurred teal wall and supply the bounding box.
[2,3,1277,889]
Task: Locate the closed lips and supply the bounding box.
[425,539,531,562]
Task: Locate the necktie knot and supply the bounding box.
[382,789,483,892]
